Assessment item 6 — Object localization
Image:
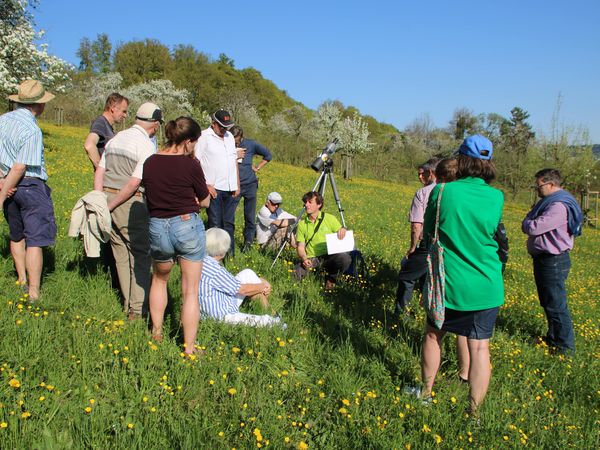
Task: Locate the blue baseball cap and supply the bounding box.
[458,135,493,160]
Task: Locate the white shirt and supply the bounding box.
[256,205,295,244]
[99,124,155,189]
[194,127,238,191]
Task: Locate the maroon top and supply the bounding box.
[143,154,209,218]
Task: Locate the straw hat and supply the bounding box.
[8,79,55,104]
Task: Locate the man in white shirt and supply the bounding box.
[94,102,162,319]
[256,192,296,249]
[195,109,240,254]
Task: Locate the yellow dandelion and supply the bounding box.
[84,407,92,413]
[297,442,308,450]
[434,434,442,444]
[228,388,237,395]
[422,424,431,433]
[341,399,350,406]
[8,378,20,389]
[21,412,31,419]
[0,422,7,429]
[127,423,134,429]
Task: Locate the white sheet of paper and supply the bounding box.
[326,230,354,254]
[277,212,296,220]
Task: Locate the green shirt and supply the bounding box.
[424,178,504,311]
[296,212,342,258]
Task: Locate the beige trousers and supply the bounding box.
[107,192,151,316]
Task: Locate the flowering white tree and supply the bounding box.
[335,112,373,179]
[0,0,72,94]
[122,79,194,120]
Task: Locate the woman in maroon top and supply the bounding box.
[143,117,210,355]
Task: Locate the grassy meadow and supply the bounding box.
[0,123,598,449]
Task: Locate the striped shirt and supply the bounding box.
[99,124,155,190]
[0,108,48,180]
[199,256,242,319]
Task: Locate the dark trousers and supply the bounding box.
[207,189,237,254]
[395,244,428,314]
[293,252,352,283]
[231,181,258,246]
[533,252,575,353]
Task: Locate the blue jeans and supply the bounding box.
[149,213,205,262]
[232,181,258,246]
[206,190,237,254]
[533,252,575,353]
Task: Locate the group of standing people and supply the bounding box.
[84,99,285,353]
[396,135,583,416]
[0,80,584,394]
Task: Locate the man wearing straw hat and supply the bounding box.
[0,79,57,302]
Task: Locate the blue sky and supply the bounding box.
[35,0,600,142]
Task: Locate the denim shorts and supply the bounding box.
[3,177,56,247]
[149,213,205,262]
[427,306,500,339]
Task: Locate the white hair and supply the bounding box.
[205,227,231,257]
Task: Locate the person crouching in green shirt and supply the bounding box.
[293,191,351,290]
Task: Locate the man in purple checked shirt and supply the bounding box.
[522,168,583,354]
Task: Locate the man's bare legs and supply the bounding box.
[11,240,43,300]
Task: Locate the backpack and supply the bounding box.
[344,249,370,285]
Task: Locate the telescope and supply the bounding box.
[310,138,339,172]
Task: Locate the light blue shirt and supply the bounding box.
[199,256,242,319]
[0,108,48,180]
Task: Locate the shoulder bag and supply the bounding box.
[423,183,446,328]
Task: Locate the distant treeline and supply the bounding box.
[41,35,600,195]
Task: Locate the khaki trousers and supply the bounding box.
[106,192,151,316]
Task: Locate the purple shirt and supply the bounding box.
[522,202,573,255]
[409,182,436,223]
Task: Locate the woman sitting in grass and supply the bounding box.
[199,227,286,328]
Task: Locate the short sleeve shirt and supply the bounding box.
[296,212,342,258]
[0,108,47,180]
[409,182,436,223]
[89,115,115,155]
[99,124,155,190]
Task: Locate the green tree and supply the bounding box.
[449,107,479,141]
[92,33,111,73]
[76,37,94,72]
[496,106,536,197]
[114,39,171,85]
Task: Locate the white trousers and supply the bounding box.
[221,269,286,329]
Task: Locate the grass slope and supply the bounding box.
[0,123,598,449]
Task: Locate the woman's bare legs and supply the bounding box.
[456,335,470,381]
[149,261,173,340]
[467,338,491,413]
[180,259,202,354]
[421,325,446,397]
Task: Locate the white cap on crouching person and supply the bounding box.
[267,192,283,204]
[135,102,163,124]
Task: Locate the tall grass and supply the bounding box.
[0,123,598,448]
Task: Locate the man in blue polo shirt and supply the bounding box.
[0,80,57,301]
[230,126,272,252]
